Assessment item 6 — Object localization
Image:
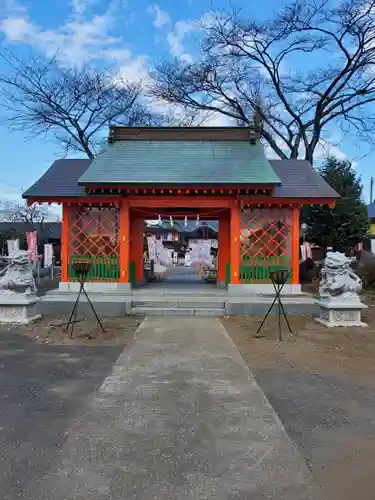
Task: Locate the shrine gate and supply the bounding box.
[23,126,339,294]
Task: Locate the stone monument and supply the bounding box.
[315,251,367,327]
[0,250,41,324]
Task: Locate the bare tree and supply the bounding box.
[0,51,157,159]
[156,106,215,126]
[0,199,56,225]
[153,0,375,163]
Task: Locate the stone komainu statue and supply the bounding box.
[319,252,362,302]
[0,250,37,296]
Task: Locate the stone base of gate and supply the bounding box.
[227,284,302,295]
[58,282,132,294]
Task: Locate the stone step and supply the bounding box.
[132,290,227,297]
[42,292,131,302]
[131,307,226,317]
[132,299,226,309]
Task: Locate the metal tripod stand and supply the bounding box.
[64,263,105,339]
[255,269,293,340]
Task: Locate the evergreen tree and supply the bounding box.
[302,157,369,252]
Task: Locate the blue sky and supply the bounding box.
[0,0,373,205]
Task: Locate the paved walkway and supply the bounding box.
[33,317,323,500]
[138,265,220,293]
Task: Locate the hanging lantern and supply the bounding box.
[170,216,174,227]
[184,216,188,227]
[158,214,161,223]
[196,214,200,226]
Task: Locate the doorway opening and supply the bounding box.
[130,207,228,291]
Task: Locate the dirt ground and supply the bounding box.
[223,295,375,500]
[5,315,144,345]
[223,296,375,385]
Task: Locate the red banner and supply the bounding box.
[26,231,37,261]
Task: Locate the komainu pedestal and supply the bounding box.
[0,250,41,324]
[315,252,367,328]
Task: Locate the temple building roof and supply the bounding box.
[22,127,340,202]
[78,140,280,186]
[22,158,339,201]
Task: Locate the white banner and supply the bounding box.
[155,239,171,266]
[155,238,163,261]
[190,240,211,265]
[147,236,157,261]
[7,239,19,257]
[188,239,218,249]
[44,244,54,267]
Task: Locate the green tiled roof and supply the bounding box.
[78,141,280,185]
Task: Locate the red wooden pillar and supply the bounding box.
[291,205,300,285]
[130,214,145,283]
[230,202,241,284]
[119,198,130,283]
[61,203,70,282]
[218,212,230,283]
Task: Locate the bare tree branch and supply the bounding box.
[0,199,57,225]
[152,0,375,164]
[0,50,156,159]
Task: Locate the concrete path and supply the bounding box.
[140,264,218,292]
[32,317,324,500]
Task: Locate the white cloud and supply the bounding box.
[72,0,91,15]
[165,12,217,63]
[116,54,151,85]
[46,203,62,221]
[167,20,197,62]
[0,0,138,67]
[0,0,26,16]
[264,128,348,162]
[1,12,122,66]
[200,11,218,29]
[104,46,150,85]
[0,1,204,69]
[104,47,132,62]
[147,4,170,28]
[265,143,284,160]
[314,139,347,162]
[0,17,33,42]
[145,93,233,126]
[202,112,233,126]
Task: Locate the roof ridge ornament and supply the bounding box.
[249,127,257,145]
[108,127,115,144]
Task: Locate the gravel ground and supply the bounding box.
[13,315,143,345]
[0,327,131,499]
[253,365,375,500]
[223,314,375,500]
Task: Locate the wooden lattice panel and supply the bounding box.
[240,207,292,283]
[68,206,120,282]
